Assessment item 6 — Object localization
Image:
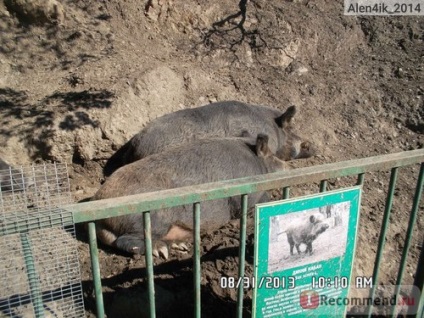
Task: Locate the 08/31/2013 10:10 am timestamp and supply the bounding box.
[220,276,373,290]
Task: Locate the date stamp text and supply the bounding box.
[220,276,296,289]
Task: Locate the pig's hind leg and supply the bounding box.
[114,233,145,254]
[96,223,145,254]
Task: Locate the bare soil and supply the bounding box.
[0,0,422,317]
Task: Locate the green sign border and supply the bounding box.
[253,186,362,317]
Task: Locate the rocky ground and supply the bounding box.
[0,0,423,317]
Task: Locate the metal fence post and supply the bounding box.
[367,167,398,317]
[193,203,201,318]
[391,163,424,316]
[143,212,156,318]
[20,233,45,318]
[88,222,105,318]
[236,195,248,318]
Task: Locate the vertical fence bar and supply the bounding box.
[237,195,248,318]
[391,163,424,317]
[143,211,156,318]
[193,203,201,318]
[20,233,45,318]
[409,242,424,316]
[319,180,327,192]
[357,173,365,186]
[366,167,398,317]
[282,186,290,199]
[88,222,105,318]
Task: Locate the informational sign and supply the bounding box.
[253,187,361,317]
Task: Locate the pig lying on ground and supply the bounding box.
[104,101,315,176]
[285,214,329,255]
[94,134,287,258]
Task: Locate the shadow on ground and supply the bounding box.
[0,87,114,160]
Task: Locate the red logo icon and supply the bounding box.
[300,290,319,309]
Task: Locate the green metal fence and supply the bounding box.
[66,149,424,318]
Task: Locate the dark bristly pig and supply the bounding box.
[93,134,287,258]
[104,100,315,176]
[285,214,329,256]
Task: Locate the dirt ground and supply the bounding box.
[0,0,423,317]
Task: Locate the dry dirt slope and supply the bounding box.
[0,0,423,317]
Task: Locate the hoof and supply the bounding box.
[171,242,190,252]
[152,241,169,260]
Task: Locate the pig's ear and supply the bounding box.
[256,134,270,157]
[275,105,296,128]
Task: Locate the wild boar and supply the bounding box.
[286,214,329,255]
[94,134,286,258]
[104,101,315,176]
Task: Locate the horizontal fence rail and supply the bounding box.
[68,149,424,223]
[63,149,424,318]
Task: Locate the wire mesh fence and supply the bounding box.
[0,163,85,318]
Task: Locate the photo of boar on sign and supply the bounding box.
[285,214,329,256]
[267,202,350,273]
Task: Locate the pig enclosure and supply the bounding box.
[0,0,423,317]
